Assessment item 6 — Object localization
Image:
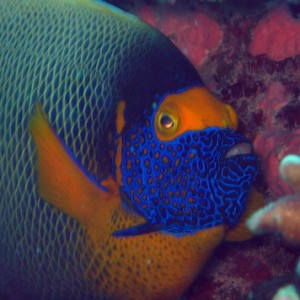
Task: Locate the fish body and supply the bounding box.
[0,0,261,299]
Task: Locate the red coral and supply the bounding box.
[135,5,223,67]
[256,82,288,128]
[249,5,300,61]
[254,129,300,198]
[253,82,300,198]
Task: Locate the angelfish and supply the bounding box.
[0,0,263,299]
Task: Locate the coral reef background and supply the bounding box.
[107,0,300,299]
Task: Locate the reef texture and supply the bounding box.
[247,154,300,244]
[249,5,300,61]
[254,82,300,198]
[133,4,223,66]
[244,154,300,299]
[108,0,300,299]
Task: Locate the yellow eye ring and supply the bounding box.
[156,111,179,135]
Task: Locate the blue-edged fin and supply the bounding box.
[29,103,118,231]
[225,188,265,241]
[113,221,164,237]
[113,190,163,236]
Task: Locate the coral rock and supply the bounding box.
[253,83,300,199]
[254,129,300,198]
[280,155,300,191]
[135,5,223,67]
[247,195,300,245]
[247,154,300,244]
[249,5,300,61]
[273,284,300,300]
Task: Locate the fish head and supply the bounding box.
[114,86,258,236]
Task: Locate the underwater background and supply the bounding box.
[0,0,299,299]
[107,0,300,299]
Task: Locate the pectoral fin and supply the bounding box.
[29,103,118,232]
[113,221,164,237]
[225,188,265,241]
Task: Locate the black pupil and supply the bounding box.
[161,114,173,128]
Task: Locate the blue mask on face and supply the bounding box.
[114,120,258,237]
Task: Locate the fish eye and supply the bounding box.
[155,110,179,137]
[160,114,174,129]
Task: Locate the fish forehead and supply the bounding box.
[153,86,238,139]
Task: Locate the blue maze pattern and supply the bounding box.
[120,122,258,235]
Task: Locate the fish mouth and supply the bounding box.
[225,142,253,159]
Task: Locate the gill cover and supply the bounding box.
[114,87,258,237]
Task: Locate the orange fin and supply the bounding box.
[115,100,126,186]
[225,188,265,241]
[29,103,118,229]
[116,100,126,134]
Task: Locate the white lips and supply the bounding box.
[225,143,252,158]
